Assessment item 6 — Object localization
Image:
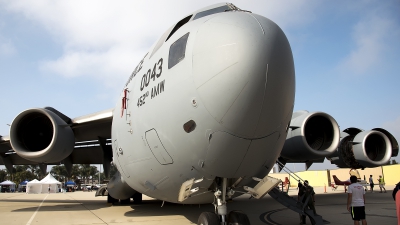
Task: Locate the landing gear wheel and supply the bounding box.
[228,210,251,225]
[197,212,220,225]
[132,192,142,203]
[107,194,117,204]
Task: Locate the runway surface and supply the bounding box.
[0,186,398,225]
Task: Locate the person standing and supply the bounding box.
[392,182,400,225]
[298,182,304,223]
[368,175,374,193]
[298,180,317,224]
[377,175,386,193]
[347,175,367,225]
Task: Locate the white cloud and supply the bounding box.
[1,0,321,87]
[252,1,321,31]
[0,37,17,57]
[337,14,399,75]
[39,45,142,89]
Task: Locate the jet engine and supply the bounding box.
[280,111,340,161]
[9,108,75,163]
[329,128,396,168]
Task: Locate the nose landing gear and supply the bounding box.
[178,177,252,225]
[197,178,251,225]
[197,212,220,225]
[197,211,250,225]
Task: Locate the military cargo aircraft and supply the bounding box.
[0,3,398,225]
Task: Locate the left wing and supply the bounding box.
[0,107,113,175]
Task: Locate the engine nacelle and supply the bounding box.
[9,108,75,163]
[280,110,340,161]
[333,128,393,168]
[372,128,398,158]
[107,170,137,200]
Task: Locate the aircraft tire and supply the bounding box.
[227,210,251,225]
[107,194,117,204]
[132,192,142,203]
[197,212,220,225]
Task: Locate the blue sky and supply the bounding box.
[1,0,399,171]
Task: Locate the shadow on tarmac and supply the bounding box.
[3,188,398,225]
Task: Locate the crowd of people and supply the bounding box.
[296,176,400,225]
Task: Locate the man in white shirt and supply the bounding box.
[347,175,367,225]
[368,175,374,193]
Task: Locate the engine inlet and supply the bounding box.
[365,134,386,161]
[17,112,53,152]
[305,116,334,151]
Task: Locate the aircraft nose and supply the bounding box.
[192,12,295,138]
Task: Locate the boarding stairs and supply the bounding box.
[268,188,327,225]
[244,161,329,225]
[270,161,328,225]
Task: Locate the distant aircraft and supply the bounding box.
[332,169,369,191]
[332,175,369,191]
[0,3,398,225]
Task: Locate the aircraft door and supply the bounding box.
[145,129,173,165]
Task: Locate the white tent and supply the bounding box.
[26,174,62,194]
[26,179,41,194]
[0,180,16,192]
[40,173,61,193]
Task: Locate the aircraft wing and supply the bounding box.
[0,108,113,172]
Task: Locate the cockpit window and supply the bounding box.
[168,33,189,69]
[193,5,231,20]
[166,15,192,42]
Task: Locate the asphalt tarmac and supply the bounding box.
[0,185,398,225]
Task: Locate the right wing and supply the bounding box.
[278,110,398,170]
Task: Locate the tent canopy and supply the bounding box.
[40,173,61,184]
[65,181,76,186]
[0,180,16,192]
[26,174,61,194]
[19,180,29,185]
[0,180,16,185]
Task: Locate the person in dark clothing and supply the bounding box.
[298,182,304,223]
[298,180,316,224]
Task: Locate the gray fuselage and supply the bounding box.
[111,4,295,204]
